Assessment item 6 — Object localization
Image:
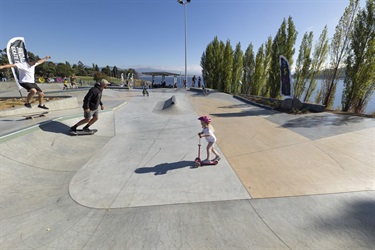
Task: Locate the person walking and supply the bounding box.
[70,75,77,88]
[142,82,149,96]
[197,115,221,163]
[63,77,68,90]
[192,75,196,87]
[70,79,109,132]
[0,55,51,109]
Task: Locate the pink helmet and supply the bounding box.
[198,115,211,123]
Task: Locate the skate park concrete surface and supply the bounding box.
[0,83,374,249]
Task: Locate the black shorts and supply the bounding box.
[20,82,43,92]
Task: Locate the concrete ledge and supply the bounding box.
[301,102,325,112]
[235,94,325,113]
[189,87,216,93]
[0,96,78,116]
[234,95,274,110]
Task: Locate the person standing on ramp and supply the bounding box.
[70,79,109,133]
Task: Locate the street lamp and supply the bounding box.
[177,0,190,87]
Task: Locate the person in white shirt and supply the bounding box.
[197,115,221,163]
[0,55,51,109]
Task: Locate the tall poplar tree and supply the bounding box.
[242,43,255,95]
[304,26,329,102]
[294,31,313,99]
[261,37,273,97]
[201,43,215,88]
[252,44,265,95]
[321,0,360,108]
[222,39,233,93]
[269,17,297,98]
[342,0,375,113]
[285,16,298,66]
[231,42,243,94]
[212,37,223,90]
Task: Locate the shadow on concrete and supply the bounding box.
[135,160,196,175]
[217,103,252,109]
[210,108,276,118]
[315,199,375,246]
[39,120,71,135]
[281,114,367,128]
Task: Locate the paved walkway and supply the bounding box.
[0,86,374,249]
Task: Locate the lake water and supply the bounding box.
[140,76,375,115]
[307,79,374,115]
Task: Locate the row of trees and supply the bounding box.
[0,50,138,82]
[201,0,374,114]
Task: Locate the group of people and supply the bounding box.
[63,76,78,90]
[191,75,202,88]
[0,51,220,163]
[0,53,109,133]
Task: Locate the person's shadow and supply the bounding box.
[135,160,196,175]
[39,121,71,135]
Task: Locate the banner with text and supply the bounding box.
[6,37,27,90]
[279,55,292,98]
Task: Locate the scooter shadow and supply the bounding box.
[135,160,196,175]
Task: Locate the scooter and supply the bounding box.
[194,137,219,167]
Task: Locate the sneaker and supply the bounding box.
[213,156,221,161]
[38,104,49,110]
[202,159,212,164]
[69,126,77,132]
[24,103,31,108]
[83,127,91,132]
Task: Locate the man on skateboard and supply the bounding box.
[0,55,51,109]
[70,79,109,133]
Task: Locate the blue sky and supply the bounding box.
[0,0,367,75]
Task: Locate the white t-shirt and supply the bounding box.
[15,61,39,83]
[202,127,216,143]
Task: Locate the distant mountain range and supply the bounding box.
[135,67,181,75]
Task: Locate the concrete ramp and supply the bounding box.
[69,93,250,209]
[152,94,194,115]
[163,95,177,109]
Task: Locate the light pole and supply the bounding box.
[177,0,190,87]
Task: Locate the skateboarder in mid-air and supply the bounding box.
[0,55,51,109]
[70,79,109,133]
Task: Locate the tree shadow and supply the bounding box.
[217,103,252,109]
[314,198,375,247]
[135,160,196,175]
[280,113,368,128]
[39,120,71,135]
[210,107,276,118]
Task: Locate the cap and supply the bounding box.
[198,115,211,123]
[28,56,36,62]
[100,79,109,85]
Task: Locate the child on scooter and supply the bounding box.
[198,116,221,163]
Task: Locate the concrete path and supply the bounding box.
[0,86,374,249]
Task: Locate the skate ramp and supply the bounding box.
[163,95,176,109]
[69,92,250,208]
[152,94,194,115]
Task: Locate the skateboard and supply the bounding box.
[70,129,98,136]
[23,112,49,120]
